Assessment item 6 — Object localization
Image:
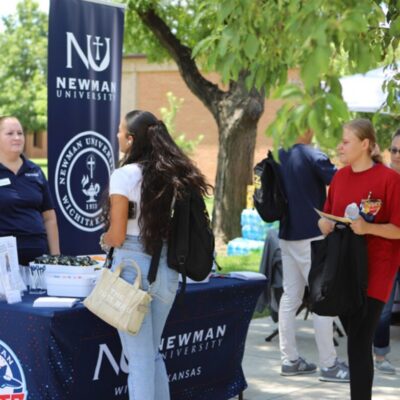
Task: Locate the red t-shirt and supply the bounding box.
[324,163,400,302]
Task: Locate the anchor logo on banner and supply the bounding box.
[66,32,111,72]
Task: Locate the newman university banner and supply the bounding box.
[48,0,125,255]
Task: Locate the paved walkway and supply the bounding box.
[239,311,400,399]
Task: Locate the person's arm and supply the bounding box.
[318,217,335,236]
[42,209,60,255]
[350,219,400,239]
[103,195,129,248]
[312,151,337,185]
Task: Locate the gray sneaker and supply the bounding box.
[376,359,396,375]
[281,357,317,376]
[319,359,350,382]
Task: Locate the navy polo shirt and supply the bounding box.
[278,144,336,240]
[0,156,54,251]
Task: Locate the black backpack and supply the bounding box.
[308,225,368,317]
[148,188,215,292]
[253,151,287,223]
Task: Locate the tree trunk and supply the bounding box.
[212,86,264,243]
[137,8,265,243]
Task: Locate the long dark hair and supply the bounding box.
[121,110,211,255]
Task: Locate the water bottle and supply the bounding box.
[344,202,360,220]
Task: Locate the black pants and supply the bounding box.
[340,297,384,400]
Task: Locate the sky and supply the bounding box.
[0,0,49,31]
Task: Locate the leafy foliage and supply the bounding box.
[0,0,48,132]
[124,0,400,149]
[159,92,203,154]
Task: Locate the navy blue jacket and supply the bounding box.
[278,144,336,240]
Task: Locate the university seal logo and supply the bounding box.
[54,131,115,232]
[0,340,28,399]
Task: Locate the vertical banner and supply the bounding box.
[48,0,125,255]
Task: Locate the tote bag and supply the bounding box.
[84,259,152,335]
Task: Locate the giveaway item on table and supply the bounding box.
[226,271,267,281]
[46,274,98,297]
[84,259,152,335]
[30,254,103,297]
[29,263,47,294]
[0,237,26,303]
[32,254,101,273]
[33,297,80,308]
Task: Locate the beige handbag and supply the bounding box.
[84,259,152,335]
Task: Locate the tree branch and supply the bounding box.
[137,7,225,121]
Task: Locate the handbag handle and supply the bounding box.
[113,259,143,290]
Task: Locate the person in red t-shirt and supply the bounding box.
[318,119,400,400]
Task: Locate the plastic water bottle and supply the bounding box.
[344,203,360,220]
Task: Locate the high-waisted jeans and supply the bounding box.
[111,235,179,400]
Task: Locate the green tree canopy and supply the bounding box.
[0,0,48,132]
[123,0,400,241]
[124,0,400,148]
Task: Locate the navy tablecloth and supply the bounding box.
[0,277,266,400]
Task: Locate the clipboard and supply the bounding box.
[314,208,352,224]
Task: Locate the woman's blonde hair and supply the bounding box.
[343,118,382,163]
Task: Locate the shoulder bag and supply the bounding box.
[84,259,152,335]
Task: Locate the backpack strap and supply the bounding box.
[148,241,162,284]
[147,190,177,285]
[174,191,191,295]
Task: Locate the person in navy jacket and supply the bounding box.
[0,116,60,265]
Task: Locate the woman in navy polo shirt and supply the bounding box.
[0,116,60,265]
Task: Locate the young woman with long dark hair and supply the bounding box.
[101,110,211,400]
[319,119,400,399]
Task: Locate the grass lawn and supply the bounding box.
[216,250,262,273]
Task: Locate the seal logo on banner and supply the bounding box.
[0,340,28,399]
[55,131,115,232]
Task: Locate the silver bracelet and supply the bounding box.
[99,233,111,253]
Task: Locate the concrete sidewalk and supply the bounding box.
[239,311,400,399]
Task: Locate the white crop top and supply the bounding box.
[109,163,142,236]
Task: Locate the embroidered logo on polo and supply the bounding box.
[54,131,115,232]
[0,340,28,399]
